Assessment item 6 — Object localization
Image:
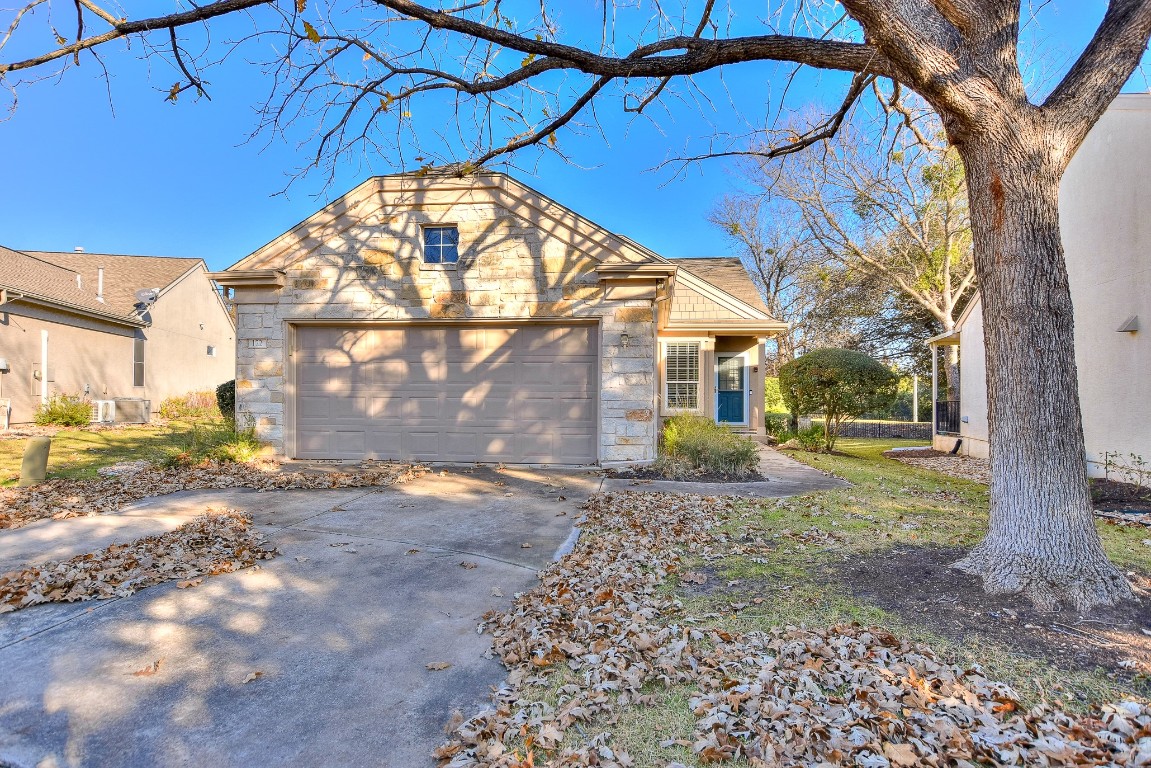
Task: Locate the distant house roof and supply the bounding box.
[0,246,204,325]
[671,257,771,314]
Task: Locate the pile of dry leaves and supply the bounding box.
[890,454,992,484]
[437,491,1151,768]
[0,509,278,613]
[0,461,422,530]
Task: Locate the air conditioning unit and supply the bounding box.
[112,397,151,424]
[92,400,116,423]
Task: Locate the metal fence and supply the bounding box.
[934,400,961,435]
[799,416,933,440]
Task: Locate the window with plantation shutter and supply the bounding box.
[664,342,700,409]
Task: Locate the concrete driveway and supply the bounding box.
[0,466,599,768]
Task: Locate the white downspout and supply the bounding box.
[40,330,49,405]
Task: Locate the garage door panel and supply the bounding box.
[295,324,599,463]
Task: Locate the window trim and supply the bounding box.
[421,224,461,267]
[662,341,701,412]
[132,337,146,388]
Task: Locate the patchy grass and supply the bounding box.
[599,438,1151,764]
[0,420,245,486]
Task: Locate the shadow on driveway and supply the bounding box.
[0,466,599,768]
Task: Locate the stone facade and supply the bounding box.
[231,191,659,464]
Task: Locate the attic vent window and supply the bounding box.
[207,345,217,357]
[423,226,459,264]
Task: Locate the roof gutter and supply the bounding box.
[0,284,147,327]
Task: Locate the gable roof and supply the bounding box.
[0,246,204,325]
[671,257,771,315]
[228,171,663,272]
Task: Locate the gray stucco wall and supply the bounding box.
[232,196,659,464]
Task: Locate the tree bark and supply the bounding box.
[950,120,1131,611]
[943,344,960,403]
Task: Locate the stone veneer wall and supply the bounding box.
[232,195,658,464]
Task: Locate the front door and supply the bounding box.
[716,355,746,424]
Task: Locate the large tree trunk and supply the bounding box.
[951,126,1131,612]
[943,344,960,403]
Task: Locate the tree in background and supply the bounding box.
[779,349,900,451]
[719,105,974,400]
[3,0,1147,609]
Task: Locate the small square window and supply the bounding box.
[423,226,459,264]
[206,345,216,357]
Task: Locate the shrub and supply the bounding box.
[778,424,827,452]
[779,348,900,451]
[658,412,760,477]
[159,424,263,468]
[34,394,92,426]
[216,380,236,422]
[158,391,220,420]
[764,376,786,414]
[765,413,792,439]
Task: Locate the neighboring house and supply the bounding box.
[211,172,785,465]
[0,246,237,425]
[928,93,1151,476]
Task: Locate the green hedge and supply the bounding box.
[34,394,91,426]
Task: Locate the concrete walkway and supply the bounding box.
[0,466,598,768]
[600,445,850,498]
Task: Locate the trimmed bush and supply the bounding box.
[158,391,220,420]
[216,380,236,422]
[34,394,92,427]
[779,348,900,451]
[658,412,759,477]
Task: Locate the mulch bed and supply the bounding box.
[832,545,1151,688]
[607,467,766,483]
[1093,478,1151,514]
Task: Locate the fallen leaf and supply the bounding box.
[243,671,264,684]
[176,578,203,589]
[491,587,504,597]
[405,549,421,555]
[520,542,533,549]
[426,661,452,671]
[131,659,164,677]
[460,561,478,570]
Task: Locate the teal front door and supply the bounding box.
[716,355,746,424]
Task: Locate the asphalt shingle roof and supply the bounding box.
[671,257,773,315]
[0,246,203,323]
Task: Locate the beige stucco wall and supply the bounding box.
[655,334,765,436]
[0,266,236,425]
[935,94,1151,474]
[142,267,237,408]
[232,186,659,464]
[0,304,135,423]
[1061,94,1151,477]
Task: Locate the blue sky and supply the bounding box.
[0,2,1147,271]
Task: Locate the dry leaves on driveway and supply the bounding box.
[436,491,1151,768]
[0,461,423,530]
[0,509,278,613]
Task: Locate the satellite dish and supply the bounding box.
[133,288,160,307]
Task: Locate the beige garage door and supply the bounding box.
[294,324,598,463]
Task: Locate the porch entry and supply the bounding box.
[716,354,747,425]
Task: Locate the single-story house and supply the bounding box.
[928,93,1150,477]
[0,246,237,425]
[211,172,785,465]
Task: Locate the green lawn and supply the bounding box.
[0,420,239,486]
[603,438,1151,764]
